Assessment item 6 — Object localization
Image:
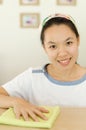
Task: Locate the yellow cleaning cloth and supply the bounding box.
[0,106,60,128]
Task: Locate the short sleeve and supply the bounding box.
[2,68,33,100]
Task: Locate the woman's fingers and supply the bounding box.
[37,106,49,113]
[34,109,48,120]
[14,108,48,121]
[22,108,48,121]
[28,110,39,122]
[14,109,21,119]
[21,111,29,121]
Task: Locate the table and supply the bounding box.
[0,107,86,130]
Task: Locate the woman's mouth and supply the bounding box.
[57,58,71,66]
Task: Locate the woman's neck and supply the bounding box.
[46,64,86,81]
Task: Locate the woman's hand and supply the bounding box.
[13,97,49,121]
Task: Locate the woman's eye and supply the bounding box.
[66,41,73,45]
[50,45,56,48]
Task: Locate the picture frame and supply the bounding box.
[20,13,40,28]
[19,0,39,5]
[57,0,76,6]
[0,0,2,4]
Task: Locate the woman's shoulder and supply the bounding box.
[27,65,45,73]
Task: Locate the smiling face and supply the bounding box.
[43,24,80,71]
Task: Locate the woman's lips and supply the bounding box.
[57,58,71,66]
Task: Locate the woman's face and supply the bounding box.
[43,24,80,70]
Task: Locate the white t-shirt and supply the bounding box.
[2,64,86,107]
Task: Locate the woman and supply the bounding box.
[0,13,86,121]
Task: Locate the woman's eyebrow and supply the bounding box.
[46,37,74,44]
[47,41,56,44]
[64,37,74,42]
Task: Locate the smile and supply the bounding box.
[57,58,71,66]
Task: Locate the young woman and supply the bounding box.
[0,13,86,121]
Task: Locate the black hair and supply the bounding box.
[40,17,79,45]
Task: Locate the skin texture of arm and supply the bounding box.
[0,87,49,121]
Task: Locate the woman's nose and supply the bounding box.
[57,46,67,56]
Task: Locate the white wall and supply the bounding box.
[0,0,86,85]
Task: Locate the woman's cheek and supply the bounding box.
[69,46,79,55]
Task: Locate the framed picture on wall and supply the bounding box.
[0,0,2,4]
[57,0,76,6]
[19,0,39,5]
[20,13,40,28]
